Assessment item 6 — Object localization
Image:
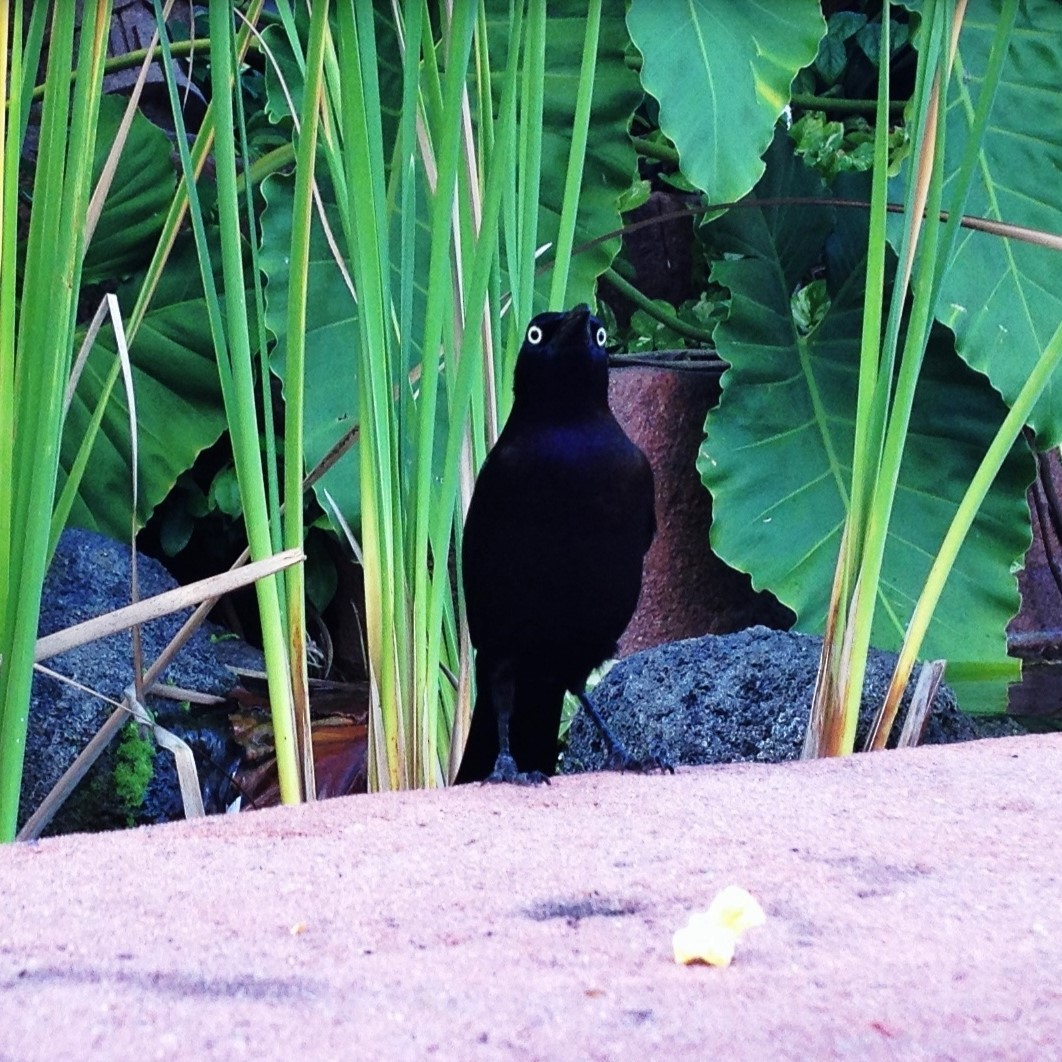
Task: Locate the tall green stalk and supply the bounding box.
[152,1,305,803]
[331,2,402,789]
[807,0,1026,755]
[547,0,600,308]
[406,1,478,786]
[810,0,955,755]
[207,4,304,802]
[507,0,545,408]
[283,0,332,795]
[0,2,113,840]
[294,0,609,789]
[805,7,894,757]
[865,0,1024,744]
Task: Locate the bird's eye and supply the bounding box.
[596,326,607,346]
[527,325,544,345]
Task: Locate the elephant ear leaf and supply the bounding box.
[627,0,824,204]
[699,134,1032,710]
[892,0,1062,447]
[82,95,177,285]
[62,237,227,538]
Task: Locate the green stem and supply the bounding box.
[865,0,1020,748]
[207,3,302,804]
[432,1,528,781]
[515,0,545,332]
[603,267,715,346]
[0,2,111,841]
[334,2,403,789]
[281,1,331,797]
[28,36,215,101]
[629,135,679,165]
[409,0,477,785]
[239,143,296,192]
[838,0,952,753]
[807,5,895,758]
[789,93,907,115]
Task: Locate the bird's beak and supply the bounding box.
[554,304,592,346]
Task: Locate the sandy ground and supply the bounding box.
[1,732,1060,1061]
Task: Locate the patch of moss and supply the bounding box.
[113,722,155,824]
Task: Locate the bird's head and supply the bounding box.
[512,304,610,415]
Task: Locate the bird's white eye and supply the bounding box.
[527,324,544,345]
[595,326,607,346]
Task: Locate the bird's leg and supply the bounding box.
[577,692,674,774]
[485,661,550,786]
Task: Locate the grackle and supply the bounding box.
[455,304,656,785]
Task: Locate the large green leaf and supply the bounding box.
[627,0,824,204]
[897,0,1062,444]
[82,95,176,285]
[698,135,1033,696]
[57,98,225,539]
[62,238,227,537]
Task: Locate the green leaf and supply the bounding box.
[61,238,228,537]
[816,13,867,85]
[896,0,1062,445]
[617,177,651,215]
[854,21,882,67]
[790,113,895,182]
[156,472,207,556]
[83,95,177,284]
[827,10,868,42]
[626,0,824,203]
[815,34,848,85]
[791,278,830,335]
[698,137,1033,703]
[208,464,242,518]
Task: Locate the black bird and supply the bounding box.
[455,304,656,784]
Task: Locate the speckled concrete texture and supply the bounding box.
[1,733,1060,1060]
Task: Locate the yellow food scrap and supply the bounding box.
[673,886,766,967]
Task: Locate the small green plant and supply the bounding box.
[113,722,155,825]
[790,111,908,182]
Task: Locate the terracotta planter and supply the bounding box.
[608,359,793,656]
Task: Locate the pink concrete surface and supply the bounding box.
[1,733,1060,1060]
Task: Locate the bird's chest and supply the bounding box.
[503,423,638,526]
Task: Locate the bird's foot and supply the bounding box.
[604,745,675,775]
[484,753,551,786]
[578,693,674,775]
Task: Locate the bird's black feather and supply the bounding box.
[455,304,655,784]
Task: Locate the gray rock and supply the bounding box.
[20,528,258,835]
[561,626,1024,773]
